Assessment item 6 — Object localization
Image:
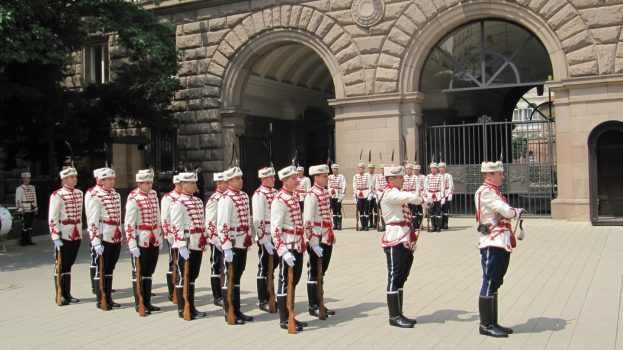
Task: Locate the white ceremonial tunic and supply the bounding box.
[205,189,225,245]
[296,176,311,202]
[379,185,425,251]
[424,173,445,201]
[16,184,37,213]
[303,184,335,247]
[48,185,83,241]
[161,189,181,246]
[271,188,305,256]
[352,173,372,199]
[87,187,122,246]
[170,192,207,251]
[252,184,278,245]
[217,187,252,250]
[374,174,388,199]
[125,188,162,249]
[443,173,454,198]
[475,181,518,252]
[327,174,346,201]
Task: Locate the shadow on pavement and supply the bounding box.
[512,317,569,333]
[416,309,479,324]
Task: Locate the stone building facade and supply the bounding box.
[69,0,623,223]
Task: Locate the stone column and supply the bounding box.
[220,108,247,171]
[329,92,425,217]
[549,75,623,222]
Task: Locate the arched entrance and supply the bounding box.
[220,32,338,192]
[588,121,623,225]
[417,19,556,215]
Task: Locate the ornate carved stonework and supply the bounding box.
[351,0,385,28]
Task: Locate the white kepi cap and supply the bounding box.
[481,161,504,173]
[331,164,339,169]
[296,166,304,172]
[223,167,243,181]
[278,165,297,180]
[97,167,115,180]
[429,162,439,169]
[406,164,414,169]
[213,172,225,182]
[258,167,275,179]
[178,172,198,182]
[357,162,365,168]
[21,172,31,178]
[438,162,447,167]
[172,175,180,184]
[413,164,421,170]
[384,165,405,177]
[136,169,154,182]
[309,164,329,176]
[93,168,105,179]
[59,166,78,179]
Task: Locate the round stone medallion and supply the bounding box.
[351,0,385,28]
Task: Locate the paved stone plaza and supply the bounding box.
[1,217,622,349]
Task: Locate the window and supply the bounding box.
[84,42,109,84]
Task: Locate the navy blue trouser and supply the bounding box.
[480,247,510,297]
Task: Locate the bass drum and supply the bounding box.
[0,207,13,236]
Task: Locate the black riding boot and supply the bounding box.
[176,287,195,319]
[278,295,303,331]
[144,279,159,312]
[399,290,416,324]
[387,293,413,328]
[105,276,120,308]
[478,297,508,337]
[307,282,319,317]
[54,275,69,305]
[211,276,223,306]
[189,284,206,317]
[27,229,36,245]
[494,294,513,334]
[64,274,79,303]
[223,287,244,324]
[258,278,270,312]
[90,267,96,295]
[337,216,342,230]
[166,273,174,301]
[234,286,253,321]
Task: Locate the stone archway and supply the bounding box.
[588,121,623,225]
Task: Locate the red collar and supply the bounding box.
[483,180,498,189]
[138,189,149,196]
[260,184,273,190]
[280,188,294,195]
[181,192,193,197]
[216,189,226,194]
[386,184,397,190]
[101,187,113,193]
[227,186,240,194]
[62,185,74,191]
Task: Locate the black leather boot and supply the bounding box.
[90,267,96,295]
[387,293,413,328]
[479,297,508,337]
[189,284,206,317]
[234,286,253,321]
[442,215,449,230]
[94,277,110,310]
[64,274,79,303]
[145,279,159,312]
[223,287,245,324]
[27,230,36,245]
[105,276,121,308]
[176,287,194,319]
[494,294,513,334]
[258,278,271,312]
[307,282,319,317]
[338,216,342,230]
[211,276,223,306]
[399,290,416,325]
[20,230,27,246]
[292,289,308,327]
[54,276,69,305]
[166,273,174,301]
[278,295,303,331]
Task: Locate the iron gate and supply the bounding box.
[423,116,557,216]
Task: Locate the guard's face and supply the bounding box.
[368,168,375,174]
[297,170,304,177]
[22,177,31,185]
[229,176,243,190]
[283,174,298,190]
[389,175,404,188]
[406,168,413,175]
[63,175,77,188]
[358,166,364,174]
[440,167,447,174]
[101,177,115,190]
[315,173,328,187]
[138,181,153,193]
[332,168,339,175]
[263,175,275,188]
[431,167,438,174]
[491,171,504,186]
[181,181,197,194]
[216,180,228,191]
[414,169,420,175]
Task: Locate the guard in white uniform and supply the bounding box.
[367,164,379,229]
[88,167,122,310]
[303,164,336,318]
[16,172,38,246]
[49,166,83,305]
[217,167,254,324]
[161,175,181,302]
[412,165,426,229]
[327,164,345,230]
[374,164,388,231]
[475,161,522,338]
[125,169,162,315]
[252,167,279,312]
[439,162,454,230]
[272,165,307,332]
[424,163,445,232]
[295,166,311,212]
[205,172,227,307]
[353,163,371,231]
[86,169,104,295]
[379,165,428,328]
[171,172,208,320]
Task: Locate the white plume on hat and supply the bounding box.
[21,172,31,178]
[481,161,504,173]
[258,167,275,179]
[213,172,225,182]
[97,168,115,180]
[172,175,180,184]
[135,169,154,182]
[223,167,243,181]
[384,165,405,177]
[179,172,198,182]
[309,164,329,176]
[278,165,297,180]
[59,166,78,179]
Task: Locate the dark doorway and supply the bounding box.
[589,121,623,225]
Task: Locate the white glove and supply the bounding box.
[178,246,190,260]
[283,252,296,267]
[441,198,446,205]
[263,241,274,255]
[312,244,323,257]
[337,198,342,203]
[130,247,140,258]
[517,228,525,241]
[448,194,453,201]
[93,244,104,256]
[516,208,524,218]
[215,243,223,252]
[224,249,234,263]
[53,239,63,251]
[158,243,163,251]
[167,234,175,246]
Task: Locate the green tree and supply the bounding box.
[0,0,179,172]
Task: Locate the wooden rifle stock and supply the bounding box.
[55,251,63,306]
[99,255,108,310]
[183,259,191,320]
[171,249,178,304]
[267,254,277,313]
[227,262,235,324]
[355,204,360,231]
[287,265,296,334]
[136,256,146,317]
[316,258,326,320]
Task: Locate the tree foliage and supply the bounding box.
[0,0,179,170]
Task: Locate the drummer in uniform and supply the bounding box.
[327,164,345,230]
[48,166,83,305]
[16,171,38,246]
[379,165,429,328]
